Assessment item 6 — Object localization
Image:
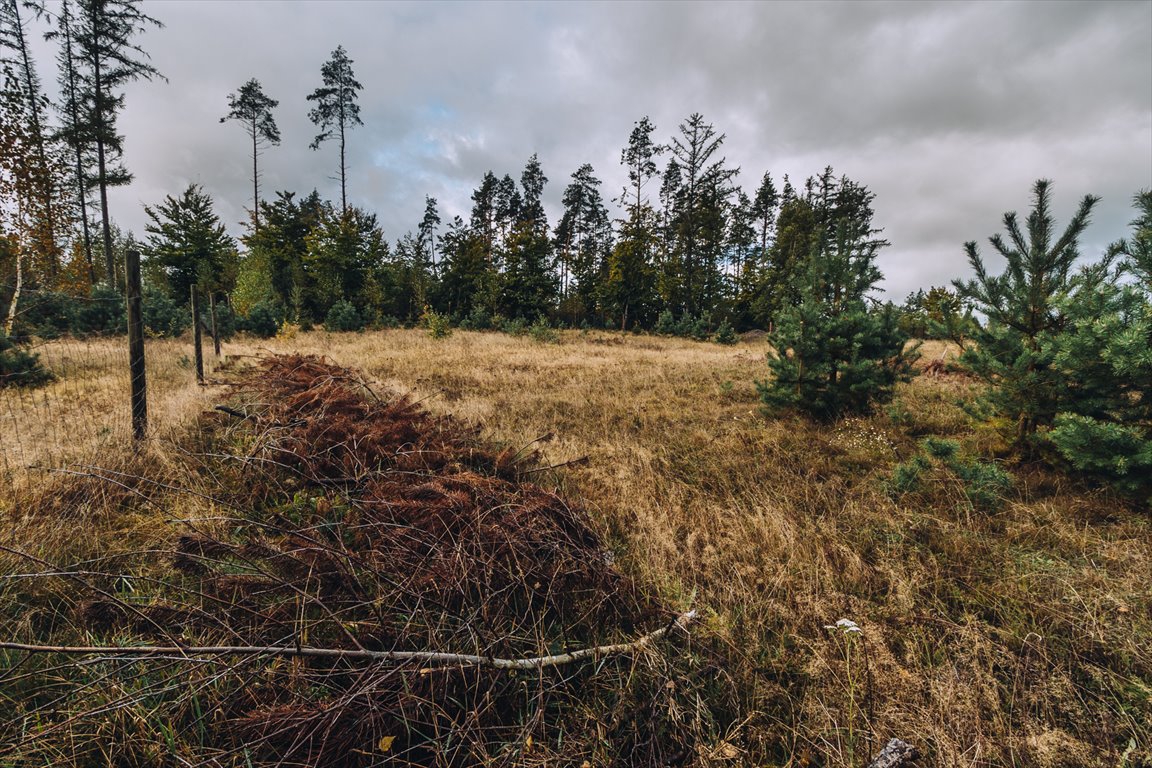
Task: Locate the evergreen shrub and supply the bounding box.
[422,307,453,339]
[759,174,914,421]
[0,332,54,389]
[324,300,363,332]
[713,320,738,345]
[142,289,190,338]
[654,310,677,336]
[528,317,558,344]
[71,286,126,336]
[888,437,1013,514]
[243,300,283,338]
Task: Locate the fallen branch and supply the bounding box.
[213,404,250,420]
[0,610,697,671]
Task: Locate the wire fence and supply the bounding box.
[0,330,223,504]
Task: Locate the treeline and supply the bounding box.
[0,0,914,337]
[53,114,906,338]
[223,128,882,336]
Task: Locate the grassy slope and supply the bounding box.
[1,329,1149,767]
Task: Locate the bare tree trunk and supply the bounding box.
[93,51,115,288]
[339,115,346,214]
[251,118,259,231]
[59,0,95,285]
[191,287,203,384]
[3,247,22,337]
[76,155,95,286]
[210,293,221,358]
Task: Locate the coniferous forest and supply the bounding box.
[3,0,1150,495]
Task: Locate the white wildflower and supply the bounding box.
[824,618,862,634]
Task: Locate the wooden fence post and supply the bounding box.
[125,250,147,440]
[191,286,204,385]
[209,294,221,358]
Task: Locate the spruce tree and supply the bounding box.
[307,45,362,214]
[620,116,663,222]
[758,171,912,421]
[303,204,386,320]
[499,155,556,319]
[143,184,236,303]
[727,189,758,323]
[750,177,815,329]
[519,153,548,235]
[500,224,556,321]
[470,171,498,260]
[1,0,62,283]
[49,0,96,284]
[417,195,440,275]
[555,163,611,316]
[608,116,662,330]
[493,173,520,247]
[436,215,495,318]
[662,113,737,317]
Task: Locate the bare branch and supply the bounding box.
[0,610,697,670]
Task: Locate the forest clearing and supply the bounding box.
[2,1,1149,764]
[1,328,1148,766]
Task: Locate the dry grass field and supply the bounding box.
[1,328,1149,767]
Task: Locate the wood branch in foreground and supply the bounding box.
[0,610,697,670]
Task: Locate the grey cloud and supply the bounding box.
[25,0,1152,301]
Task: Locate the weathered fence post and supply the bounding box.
[191,286,204,384]
[209,294,221,358]
[125,250,147,440]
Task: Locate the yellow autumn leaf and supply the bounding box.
[378,736,395,753]
[525,734,533,751]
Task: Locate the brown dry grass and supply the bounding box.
[2,327,1149,767]
[0,336,229,501]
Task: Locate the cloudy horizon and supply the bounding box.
[25,0,1152,301]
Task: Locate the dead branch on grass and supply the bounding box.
[0,609,696,669]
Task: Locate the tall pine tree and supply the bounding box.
[662,113,737,317]
[72,0,164,288]
[48,0,96,285]
[221,79,279,231]
[417,195,440,275]
[307,46,362,214]
[499,155,556,320]
[607,116,662,330]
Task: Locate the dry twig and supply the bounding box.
[0,610,697,670]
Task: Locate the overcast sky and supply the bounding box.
[27,0,1152,299]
